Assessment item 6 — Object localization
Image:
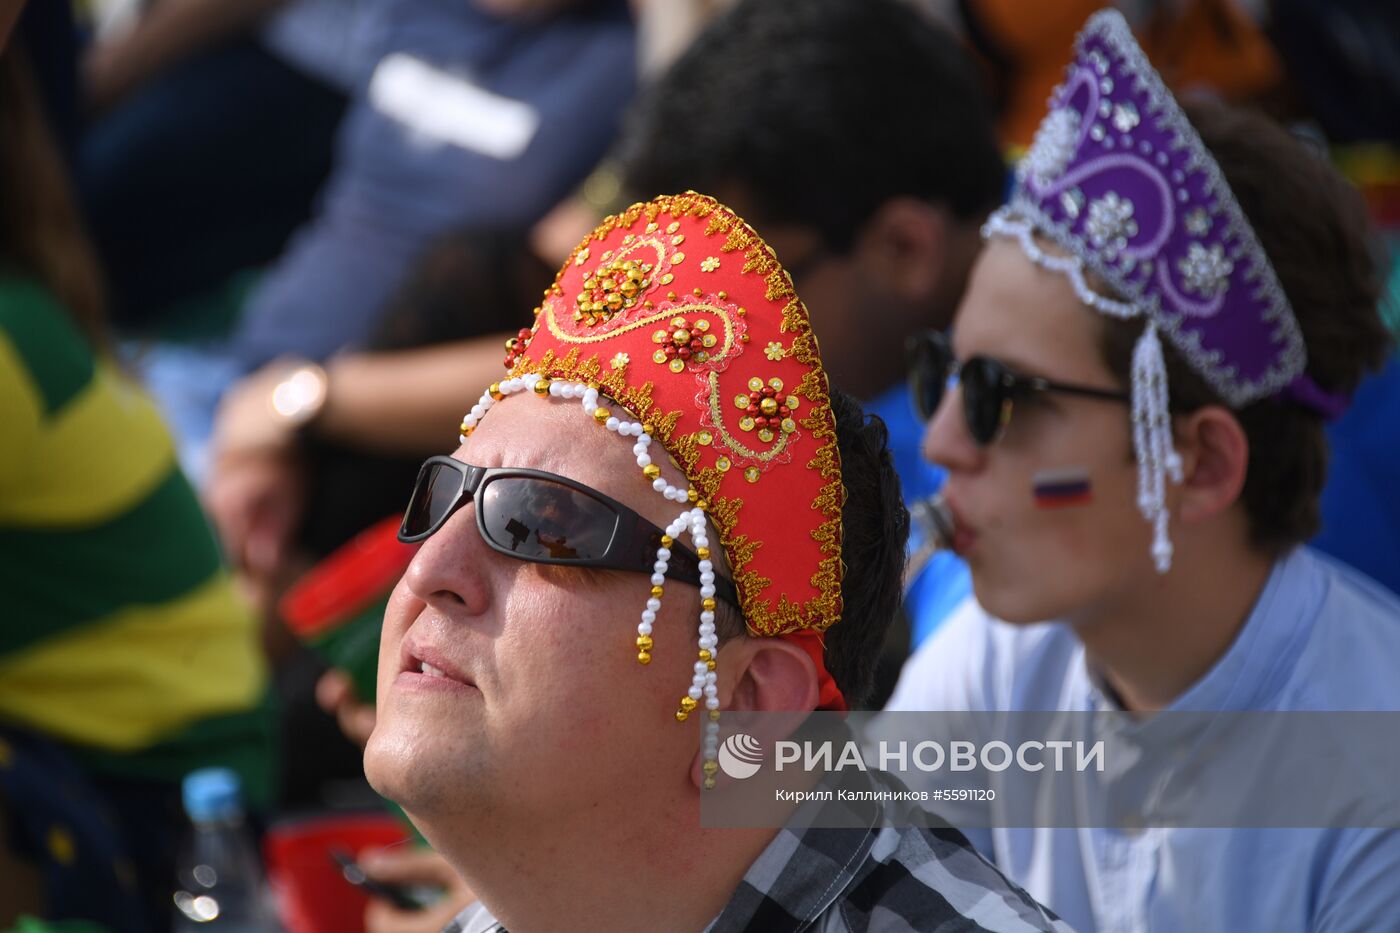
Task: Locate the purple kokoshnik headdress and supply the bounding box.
[985,8,1347,573]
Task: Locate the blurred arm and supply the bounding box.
[317,338,509,455]
[85,0,290,111]
[205,338,507,576]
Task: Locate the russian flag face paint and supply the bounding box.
[1033,468,1092,509]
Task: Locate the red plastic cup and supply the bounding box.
[280,516,419,701]
[263,812,413,933]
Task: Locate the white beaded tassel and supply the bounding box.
[1131,320,1184,573]
[676,510,712,719]
[635,508,690,665]
[987,210,1185,575]
[687,506,723,789]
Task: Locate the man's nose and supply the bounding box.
[401,500,492,617]
[921,382,983,474]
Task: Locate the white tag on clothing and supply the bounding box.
[367,52,540,160]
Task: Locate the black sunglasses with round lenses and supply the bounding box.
[905,330,1131,445]
[399,456,740,608]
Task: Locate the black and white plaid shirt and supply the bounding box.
[443,769,1070,933]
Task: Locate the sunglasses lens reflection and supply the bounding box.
[403,462,465,537]
[961,358,1006,445]
[479,476,619,562]
[911,337,950,420]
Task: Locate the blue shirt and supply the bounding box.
[865,384,970,646]
[885,547,1400,933]
[261,0,384,92]
[1315,354,1400,598]
[232,0,636,368]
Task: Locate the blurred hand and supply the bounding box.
[82,0,294,114]
[212,360,310,459]
[360,847,475,933]
[205,447,304,580]
[82,37,144,114]
[206,362,311,577]
[315,668,377,747]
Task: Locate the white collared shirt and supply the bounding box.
[885,547,1400,933]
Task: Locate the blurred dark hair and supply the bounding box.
[370,229,553,351]
[619,0,1004,253]
[0,47,106,349]
[717,386,909,709]
[302,230,554,558]
[1100,99,1393,553]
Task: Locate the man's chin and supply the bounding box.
[970,574,1049,627]
[363,720,433,805]
[364,720,490,816]
[363,751,441,818]
[361,733,403,803]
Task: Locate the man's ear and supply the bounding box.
[688,637,818,790]
[722,636,819,714]
[852,197,949,303]
[1171,405,1250,526]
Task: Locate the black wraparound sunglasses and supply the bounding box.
[399,456,740,608]
[906,330,1132,445]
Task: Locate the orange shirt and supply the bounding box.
[969,0,1282,149]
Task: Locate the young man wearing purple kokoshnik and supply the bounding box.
[887,10,1400,933]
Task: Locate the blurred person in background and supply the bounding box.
[0,42,273,933]
[887,11,1400,931]
[226,0,635,369]
[121,0,637,487]
[78,0,355,329]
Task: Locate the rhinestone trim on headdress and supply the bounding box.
[986,9,1347,572]
[458,192,849,786]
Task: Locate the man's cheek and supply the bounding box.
[378,584,420,675]
[385,578,423,627]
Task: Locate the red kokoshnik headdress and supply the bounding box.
[458,193,848,784]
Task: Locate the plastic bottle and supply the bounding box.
[173,768,277,931]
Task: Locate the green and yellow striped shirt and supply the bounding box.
[0,277,272,801]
